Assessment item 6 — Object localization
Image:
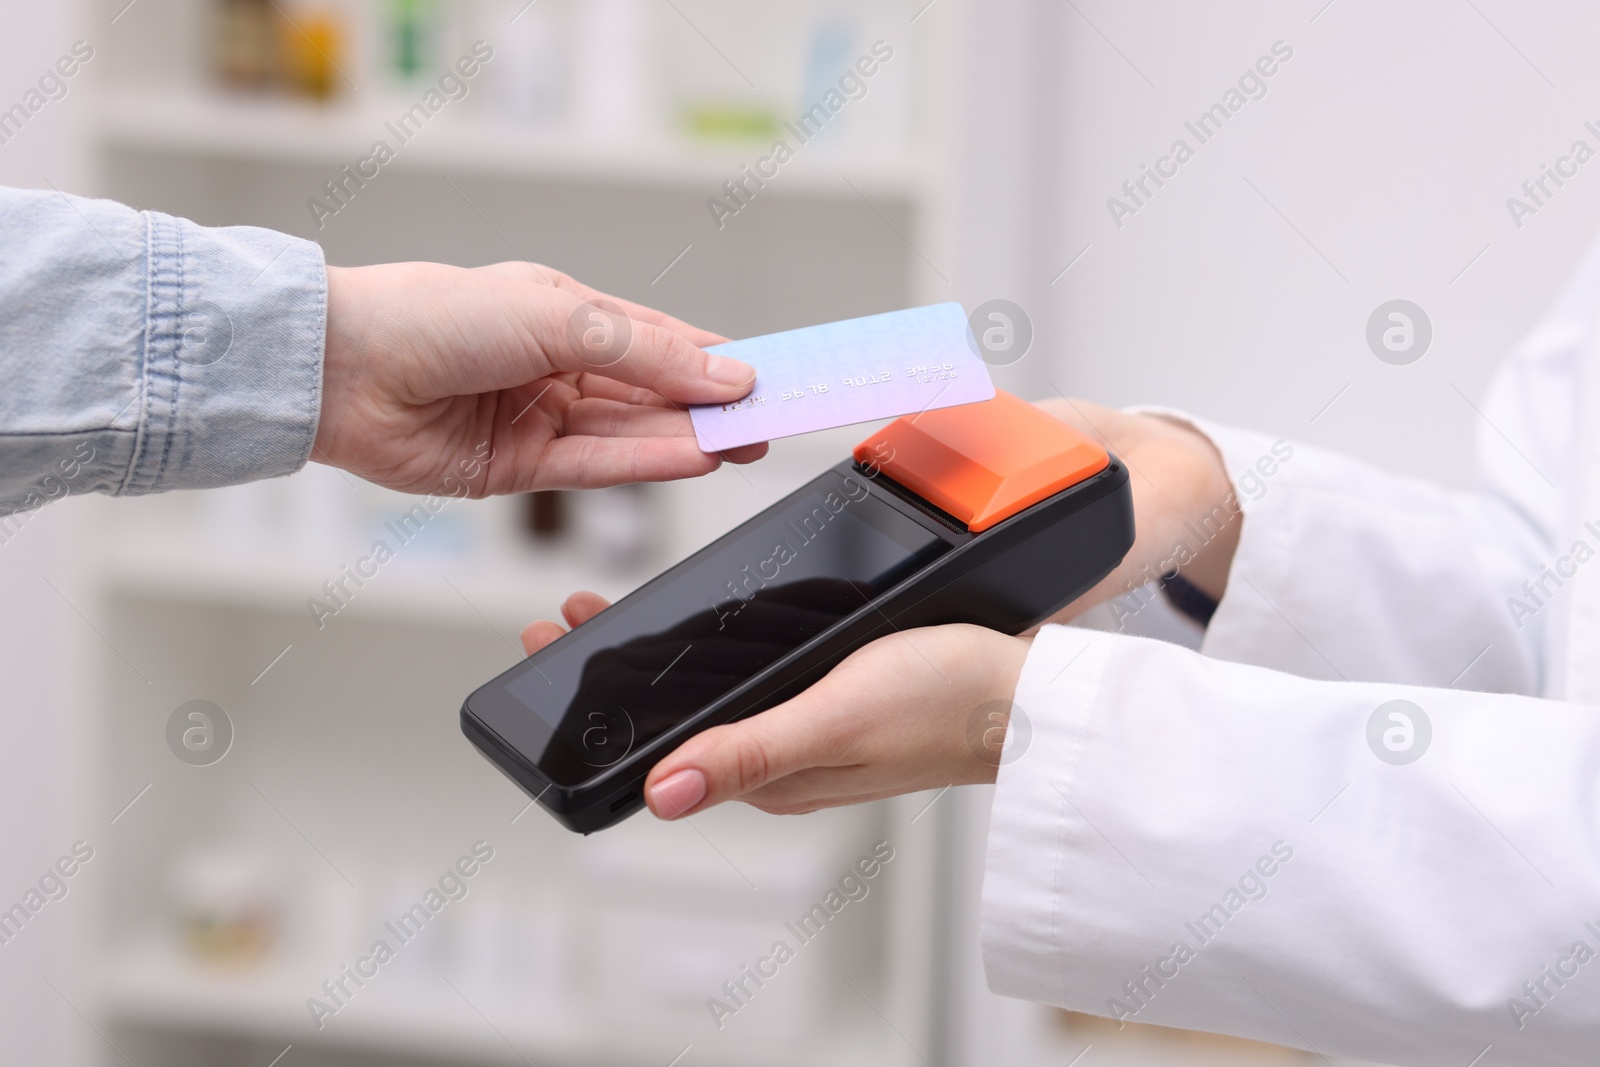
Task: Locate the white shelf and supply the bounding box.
[105,939,894,1067]
[96,90,931,201]
[100,535,645,630]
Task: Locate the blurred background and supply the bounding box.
[4,0,1600,1064]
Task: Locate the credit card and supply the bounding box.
[689,303,997,452]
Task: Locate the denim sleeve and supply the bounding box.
[0,186,326,516]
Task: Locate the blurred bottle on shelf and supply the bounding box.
[680,101,780,144]
[489,0,568,127]
[279,3,351,101]
[211,0,279,91]
[798,15,856,148]
[385,0,444,83]
[523,490,569,540]
[170,846,283,969]
[573,0,653,139]
[209,0,352,102]
[576,483,656,572]
[667,2,787,146]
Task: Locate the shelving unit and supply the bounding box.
[82,3,966,1065]
[85,430,949,1066]
[104,924,902,1067]
[90,536,943,1066]
[95,89,933,200]
[99,506,640,631]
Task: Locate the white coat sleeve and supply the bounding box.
[1139,240,1600,697]
[982,625,1600,1067]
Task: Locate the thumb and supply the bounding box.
[553,298,755,406]
[643,701,821,820]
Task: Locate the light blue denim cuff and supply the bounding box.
[0,187,326,515]
[122,209,327,495]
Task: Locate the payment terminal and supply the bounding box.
[461,391,1135,833]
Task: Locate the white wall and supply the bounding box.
[0,3,100,1063]
[1049,0,1600,488]
[0,0,91,188]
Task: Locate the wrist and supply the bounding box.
[316,266,348,459]
[1147,415,1240,603]
[315,265,380,463]
[988,632,1032,705]
[964,629,1032,784]
[1171,419,1241,601]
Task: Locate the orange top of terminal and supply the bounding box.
[852,391,1110,532]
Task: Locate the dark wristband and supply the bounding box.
[1160,571,1218,627]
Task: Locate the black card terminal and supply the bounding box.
[461,391,1135,833]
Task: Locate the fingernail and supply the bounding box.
[704,354,756,387]
[649,769,707,818]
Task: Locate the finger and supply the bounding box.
[430,282,749,406]
[746,786,915,816]
[560,398,694,439]
[556,400,768,460]
[520,434,724,490]
[738,762,941,814]
[547,310,755,406]
[546,271,730,348]
[643,695,846,820]
[520,619,567,656]
[580,293,727,350]
[502,375,580,429]
[719,441,769,464]
[574,374,680,409]
[560,591,611,629]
